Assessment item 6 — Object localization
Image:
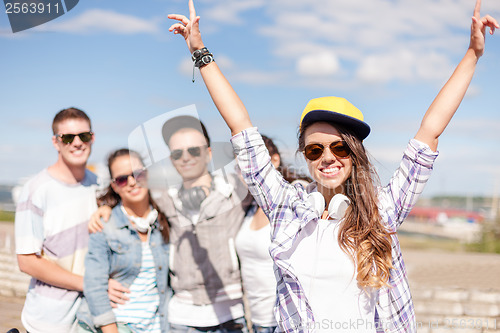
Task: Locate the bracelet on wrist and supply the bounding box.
[191,47,215,82]
[195,53,214,68]
[192,47,209,62]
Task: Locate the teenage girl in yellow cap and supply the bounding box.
[168,1,497,332]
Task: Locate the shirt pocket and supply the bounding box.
[107,238,132,273]
[108,239,130,253]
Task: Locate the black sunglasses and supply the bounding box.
[303,140,351,161]
[112,168,148,187]
[56,131,93,144]
[171,145,207,160]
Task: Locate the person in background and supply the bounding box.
[89,116,250,333]
[167,0,497,331]
[78,148,170,333]
[235,135,309,333]
[15,107,97,332]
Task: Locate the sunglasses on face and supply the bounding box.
[303,140,351,161]
[56,131,93,145]
[112,168,148,187]
[170,145,207,161]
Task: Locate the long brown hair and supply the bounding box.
[298,123,393,289]
[98,148,170,243]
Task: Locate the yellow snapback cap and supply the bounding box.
[300,96,370,140]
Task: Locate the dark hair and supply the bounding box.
[98,148,170,242]
[261,135,311,184]
[162,115,211,147]
[52,107,91,135]
[298,122,393,289]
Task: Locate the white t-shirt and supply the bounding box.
[289,216,377,332]
[235,204,277,327]
[15,169,98,333]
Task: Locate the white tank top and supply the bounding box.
[235,205,277,327]
[289,217,377,332]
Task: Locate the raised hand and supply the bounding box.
[415,0,498,150]
[469,0,499,58]
[168,0,204,54]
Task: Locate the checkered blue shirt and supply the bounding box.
[231,127,439,333]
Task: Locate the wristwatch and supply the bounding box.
[195,53,214,68]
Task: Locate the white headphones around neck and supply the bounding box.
[307,192,350,220]
[121,205,158,233]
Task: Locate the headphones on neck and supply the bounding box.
[307,192,350,220]
[178,181,214,211]
[120,205,158,233]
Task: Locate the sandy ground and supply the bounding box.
[404,249,500,291]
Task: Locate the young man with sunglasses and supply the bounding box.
[15,107,98,332]
[90,115,250,332]
[160,115,250,333]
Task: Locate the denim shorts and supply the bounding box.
[169,317,248,333]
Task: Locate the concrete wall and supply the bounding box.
[0,222,30,297]
[413,286,500,333]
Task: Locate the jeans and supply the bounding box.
[77,322,133,333]
[169,317,248,333]
[252,325,277,333]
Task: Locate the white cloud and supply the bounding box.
[368,146,404,164]
[230,70,284,85]
[178,54,235,77]
[416,53,454,81]
[357,50,415,83]
[234,0,500,87]
[447,118,500,137]
[39,9,160,35]
[296,52,340,77]
[204,0,266,25]
[176,54,283,85]
[179,58,194,77]
[356,49,455,83]
[0,144,16,154]
[464,85,481,98]
[213,55,235,70]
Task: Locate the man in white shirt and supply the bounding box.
[15,108,98,333]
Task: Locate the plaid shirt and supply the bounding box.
[231,127,439,333]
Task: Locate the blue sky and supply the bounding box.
[1,0,500,197]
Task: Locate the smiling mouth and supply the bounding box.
[319,166,340,176]
[71,148,86,156]
[129,187,142,195]
[180,163,197,169]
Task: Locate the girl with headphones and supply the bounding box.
[168,0,497,332]
[78,149,170,333]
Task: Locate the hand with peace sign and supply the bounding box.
[168,0,204,55]
[415,0,498,150]
[167,0,253,135]
[469,0,499,58]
